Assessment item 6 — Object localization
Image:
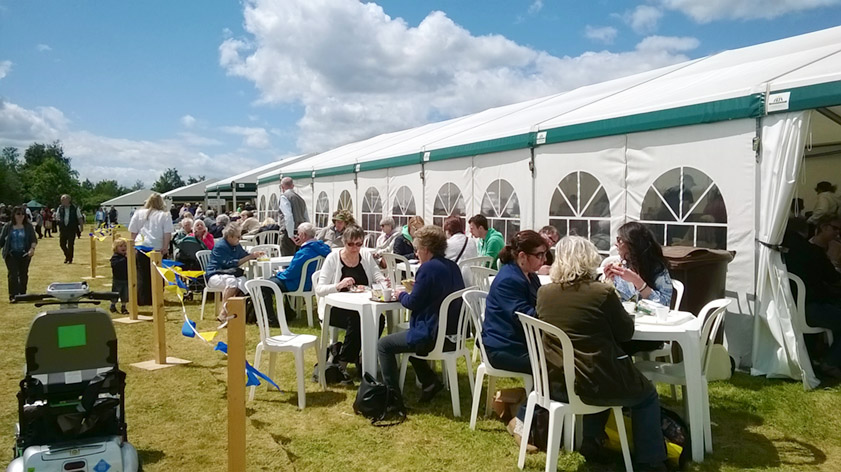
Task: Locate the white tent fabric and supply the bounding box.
[423,157,474,224]
[471,149,533,239]
[751,111,819,390]
[162,179,219,202]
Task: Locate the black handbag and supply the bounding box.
[353,373,406,426]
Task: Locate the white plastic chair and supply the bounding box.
[255,230,282,246]
[244,279,324,409]
[517,313,632,472]
[283,256,325,327]
[382,252,415,287]
[643,279,685,364]
[399,287,475,417]
[469,266,498,292]
[789,272,834,345]
[458,255,493,286]
[462,290,533,430]
[196,249,224,321]
[248,244,281,257]
[634,298,732,454]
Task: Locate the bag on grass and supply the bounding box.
[604,406,691,470]
[353,373,406,426]
[491,388,527,424]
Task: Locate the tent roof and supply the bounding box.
[101,189,155,207]
[207,154,311,192]
[25,200,44,208]
[277,26,841,180]
[162,178,219,200]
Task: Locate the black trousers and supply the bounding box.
[136,250,152,306]
[330,308,386,364]
[59,228,76,262]
[5,253,31,300]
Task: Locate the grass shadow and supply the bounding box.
[137,449,164,466]
[773,437,826,467]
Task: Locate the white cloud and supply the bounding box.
[636,35,699,52]
[36,44,52,52]
[585,25,618,44]
[220,0,699,152]
[219,125,271,148]
[180,114,196,128]
[528,0,544,14]
[0,98,267,185]
[657,0,841,22]
[0,60,11,80]
[624,5,663,34]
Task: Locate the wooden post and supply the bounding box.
[89,235,97,278]
[150,251,167,364]
[227,297,247,472]
[127,239,139,320]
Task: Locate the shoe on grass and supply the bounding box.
[109,305,117,313]
[418,380,444,403]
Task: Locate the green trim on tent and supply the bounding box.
[207,182,258,192]
[317,164,357,178]
[543,95,762,145]
[428,134,533,161]
[775,80,841,113]
[359,153,421,172]
[258,174,281,185]
[284,170,314,180]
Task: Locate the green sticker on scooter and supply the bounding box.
[57,324,87,348]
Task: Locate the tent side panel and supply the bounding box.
[470,149,533,241]
[387,165,424,226]
[423,157,474,226]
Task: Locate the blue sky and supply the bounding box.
[1,0,839,185]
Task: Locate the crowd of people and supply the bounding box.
[2,177,840,471]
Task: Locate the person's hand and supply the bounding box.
[26,248,35,258]
[538,265,551,275]
[603,262,622,279]
[252,251,265,260]
[608,264,645,289]
[337,277,355,290]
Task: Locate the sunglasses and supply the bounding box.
[14,212,25,215]
[346,241,363,247]
[528,251,547,259]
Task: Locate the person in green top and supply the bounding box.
[468,214,504,268]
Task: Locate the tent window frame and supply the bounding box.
[392,185,417,228]
[481,179,520,242]
[361,186,383,247]
[433,182,466,228]
[315,191,330,230]
[548,171,611,254]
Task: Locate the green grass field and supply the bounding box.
[0,228,839,471]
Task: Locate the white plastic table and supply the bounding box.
[253,255,294,279]
[321,291,403,378]
[632,311,706,462]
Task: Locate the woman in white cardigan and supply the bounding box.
[316,225,388,371]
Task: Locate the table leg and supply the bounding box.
[360,306,378,379]
[320,306,332,385]
[681,334,705,462]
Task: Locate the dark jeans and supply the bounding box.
[377,330,437,392]
[806,301,841,367]
[35,225,42,239]
[260,279,293,323]
[136,250,152,306]
[59,229,76,262]
[487,347,532,419]
[111,279,129,306]
[518,380,666,465]
[5,253,31,300]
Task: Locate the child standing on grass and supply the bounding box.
[110,239,129,314]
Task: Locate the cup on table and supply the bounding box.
[382,287,393,301]
[656,305,670,323]
[622,301,636,314]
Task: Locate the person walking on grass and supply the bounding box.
[110,239,130,314]
[0,206,38,302]
[56,194,83,264]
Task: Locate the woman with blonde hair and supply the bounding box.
[531,236,666,469]
[392,215,425,259]
[128,192,173,305]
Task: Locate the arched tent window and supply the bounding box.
[268,194,278,222]
[548,171,611,253]
[433,182,466,228]
[639,166,727,249]
[337,190,353,214]
[392,186,417,228]
[481,179,520,241]
[361,186,383,247]
[315,191,330,230]
[259,195,266,221]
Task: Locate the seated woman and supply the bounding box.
[377,225,465,402]
[316,225,388,372]
[534,236,667,470]
[317,210,355,248]
[483,230,546,376]
[604,221,673,307]
[443,216,478,264]
[192,219,215,250]
[173,217,193,244]
[205,224,262,326]
[392,215,424,259]
[809,215,841,273]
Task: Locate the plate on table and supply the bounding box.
[348,286,368,293]
[370,295,398,303]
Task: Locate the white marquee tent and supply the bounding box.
[100,189,155,226]
[256,26,841,389]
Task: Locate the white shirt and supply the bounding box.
[128,209,174,251]
[445,233,478,263]
[279,193,294,236]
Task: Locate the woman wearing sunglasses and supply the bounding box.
[604,222,673,307]
[0,206,38,302]
[316,224,388,374]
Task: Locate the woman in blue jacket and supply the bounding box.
[482,230,547,375]
[378,225,465,402]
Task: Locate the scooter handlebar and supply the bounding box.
[13,293,50,302]
[86,292,120,301]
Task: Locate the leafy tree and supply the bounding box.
[0,147,24,204]
[151,168,185,193]
[19,141,80,206]
[186,175,206,185]
[22,141,71,169]
[129,179,145,191]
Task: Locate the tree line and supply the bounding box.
[0,141,204,212]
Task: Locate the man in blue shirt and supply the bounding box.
[262,222,331,322]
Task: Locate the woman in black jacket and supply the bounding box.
[0,206,38,302]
